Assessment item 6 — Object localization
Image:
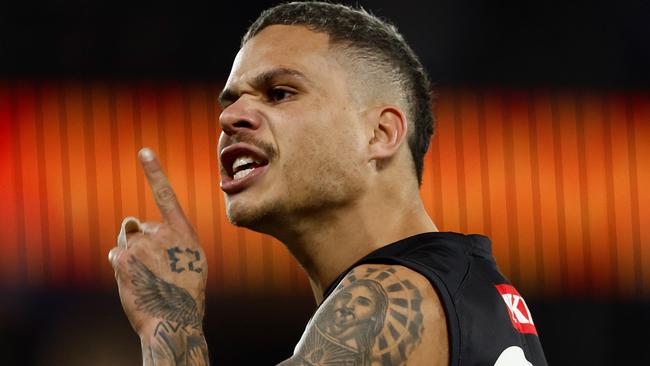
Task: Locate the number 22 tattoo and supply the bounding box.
[167,246,203,274]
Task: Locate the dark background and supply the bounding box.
[2,289,649,364]
[1,0,649,364]
[1,0,649,86]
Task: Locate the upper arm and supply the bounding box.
[280,264,449,366]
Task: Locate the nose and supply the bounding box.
[219,98,262,136]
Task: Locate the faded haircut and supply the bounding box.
[242,1,435,185]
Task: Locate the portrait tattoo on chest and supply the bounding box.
[284,266,424,366]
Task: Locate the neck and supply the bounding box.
[271,187,437,304]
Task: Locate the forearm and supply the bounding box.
[140,320,210,366]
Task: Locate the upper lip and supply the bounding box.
[219,142,270,177]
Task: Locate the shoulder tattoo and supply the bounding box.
[285,265,425,366]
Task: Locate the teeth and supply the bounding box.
[233,156,255,171]
[233,168,253,180]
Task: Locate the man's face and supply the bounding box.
[218,25,370,230]
[328,283,381,338]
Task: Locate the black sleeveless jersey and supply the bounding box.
[323,232,548,366]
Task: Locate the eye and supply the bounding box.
[268,87,295,102]
[356,297,371,306]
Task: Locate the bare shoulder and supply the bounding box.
[280,263,448,366]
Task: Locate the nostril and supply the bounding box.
[233,120,253,129]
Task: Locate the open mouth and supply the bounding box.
[231,155,266,180]
[219,143,270,194]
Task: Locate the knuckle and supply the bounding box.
[155,186,176,203]
[108,248,119,266]
[111,249,128,270]
[140,221,162,234]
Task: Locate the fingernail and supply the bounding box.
[139,148,154,162]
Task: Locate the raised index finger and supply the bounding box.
[138,147,194,234]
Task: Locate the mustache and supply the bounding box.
[222,133,277,161]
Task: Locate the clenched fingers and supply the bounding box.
[108,246,124,270]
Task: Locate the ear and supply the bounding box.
[368,106,408,161]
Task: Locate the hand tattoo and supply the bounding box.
[148,321,209,366]
[167,247,203,274]
[129,256,202,327]
[282,266,424,366]
[128,256,209,365]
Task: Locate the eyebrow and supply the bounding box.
[218,67,311,107]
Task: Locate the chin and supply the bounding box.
[225,195,278,231]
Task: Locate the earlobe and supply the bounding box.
[368,106,407,161]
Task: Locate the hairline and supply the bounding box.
[242,24,412,130]
[241,3,433,185]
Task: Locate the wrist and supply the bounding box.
[139,319,209,365]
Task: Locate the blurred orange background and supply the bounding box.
[1,80,648,301]
[2,0,649,363]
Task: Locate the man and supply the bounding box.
[109,2,547,365]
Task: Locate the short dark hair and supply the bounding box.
[242,1,435,185]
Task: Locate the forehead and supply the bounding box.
[226,25,342,87]
[345,283,375,297]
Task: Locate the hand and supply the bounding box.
[109,148,209,364]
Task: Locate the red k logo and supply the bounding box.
[495,284,538,335]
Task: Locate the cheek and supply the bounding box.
[275,107,368,194]
[284,134,356,187]
[280,124,335,171]
[300,119,363,164]
[356,305,373,318]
